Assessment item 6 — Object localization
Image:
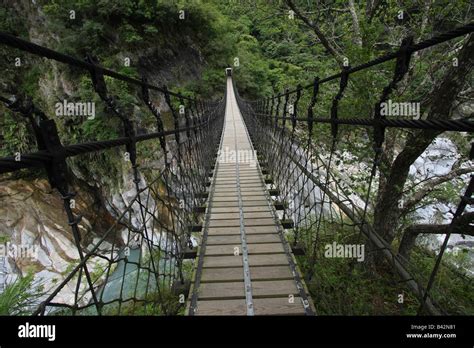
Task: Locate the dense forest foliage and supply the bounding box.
[1,0,472,147]
[0,0,472,315]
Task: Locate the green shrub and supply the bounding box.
[0,272,45,315]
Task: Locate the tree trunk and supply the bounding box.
[398,212,474,262]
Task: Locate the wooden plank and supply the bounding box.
[244,211,273,219]
[212,207,241,213]
[217,165,237,169]
[252,280,298,298]
[203,255,242,268]
[235,185,263,189]
[239,180,262,184]
[214,184,238,188]
[200,267,243,282]
[211,201,241,208]
[250,266,294,281]
[209,218,276,228]
[213,191,238,197]
[198,282,244,300]
[249,254,289,266]
[212,196,239,202]
[238,173,260,177]
[243,218,276,226]
[199,265,294,283]
[205,244,241,256]
[206,233,279,244]
[205,243,283,256]
[253,297,305,315]
[241,190,265,196]
[238,169,259,173]
[240,190,266,194]
[213,182,237,185]
[212,187,237,192]
[206,235,242,245]
[248,243,284,254]
[195,299,246,315]
[246,234,281,244]
[209,212,240,220]
[241,201,269,207]
[241,195,266,200]
[218,169,256,173]
[207,227,241,235]
[240,187,266,191]
[244,226,278,234]
[242,206,273,213]
[208,219,240,228]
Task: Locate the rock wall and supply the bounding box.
[0,178,119,304]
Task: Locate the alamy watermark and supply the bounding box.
[18,322,55,342]
[324,242,365,262]
[55,100,95,120]
[380,99,420,119]
[0,242,38,260]
[218,147,257,167]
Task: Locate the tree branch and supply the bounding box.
[366,0,383,23]
[398,212,474,261]
[348,0,363,47]
[285,0,344,66]
[401,166,474,215]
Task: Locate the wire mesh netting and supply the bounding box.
[235,25,474,315]
[0,33,225,315]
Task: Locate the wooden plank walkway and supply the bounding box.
[187,76,315,316]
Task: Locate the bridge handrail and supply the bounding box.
[0,32,196,101]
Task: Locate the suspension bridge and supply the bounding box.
[0,23,473,316]
[187,75,314,315]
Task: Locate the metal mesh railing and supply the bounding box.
[0,33,225,315]
[236,23,474,315]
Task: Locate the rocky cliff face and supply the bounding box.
[0,178,118,300]
[0,162,175,306]
[0,1,207,307]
